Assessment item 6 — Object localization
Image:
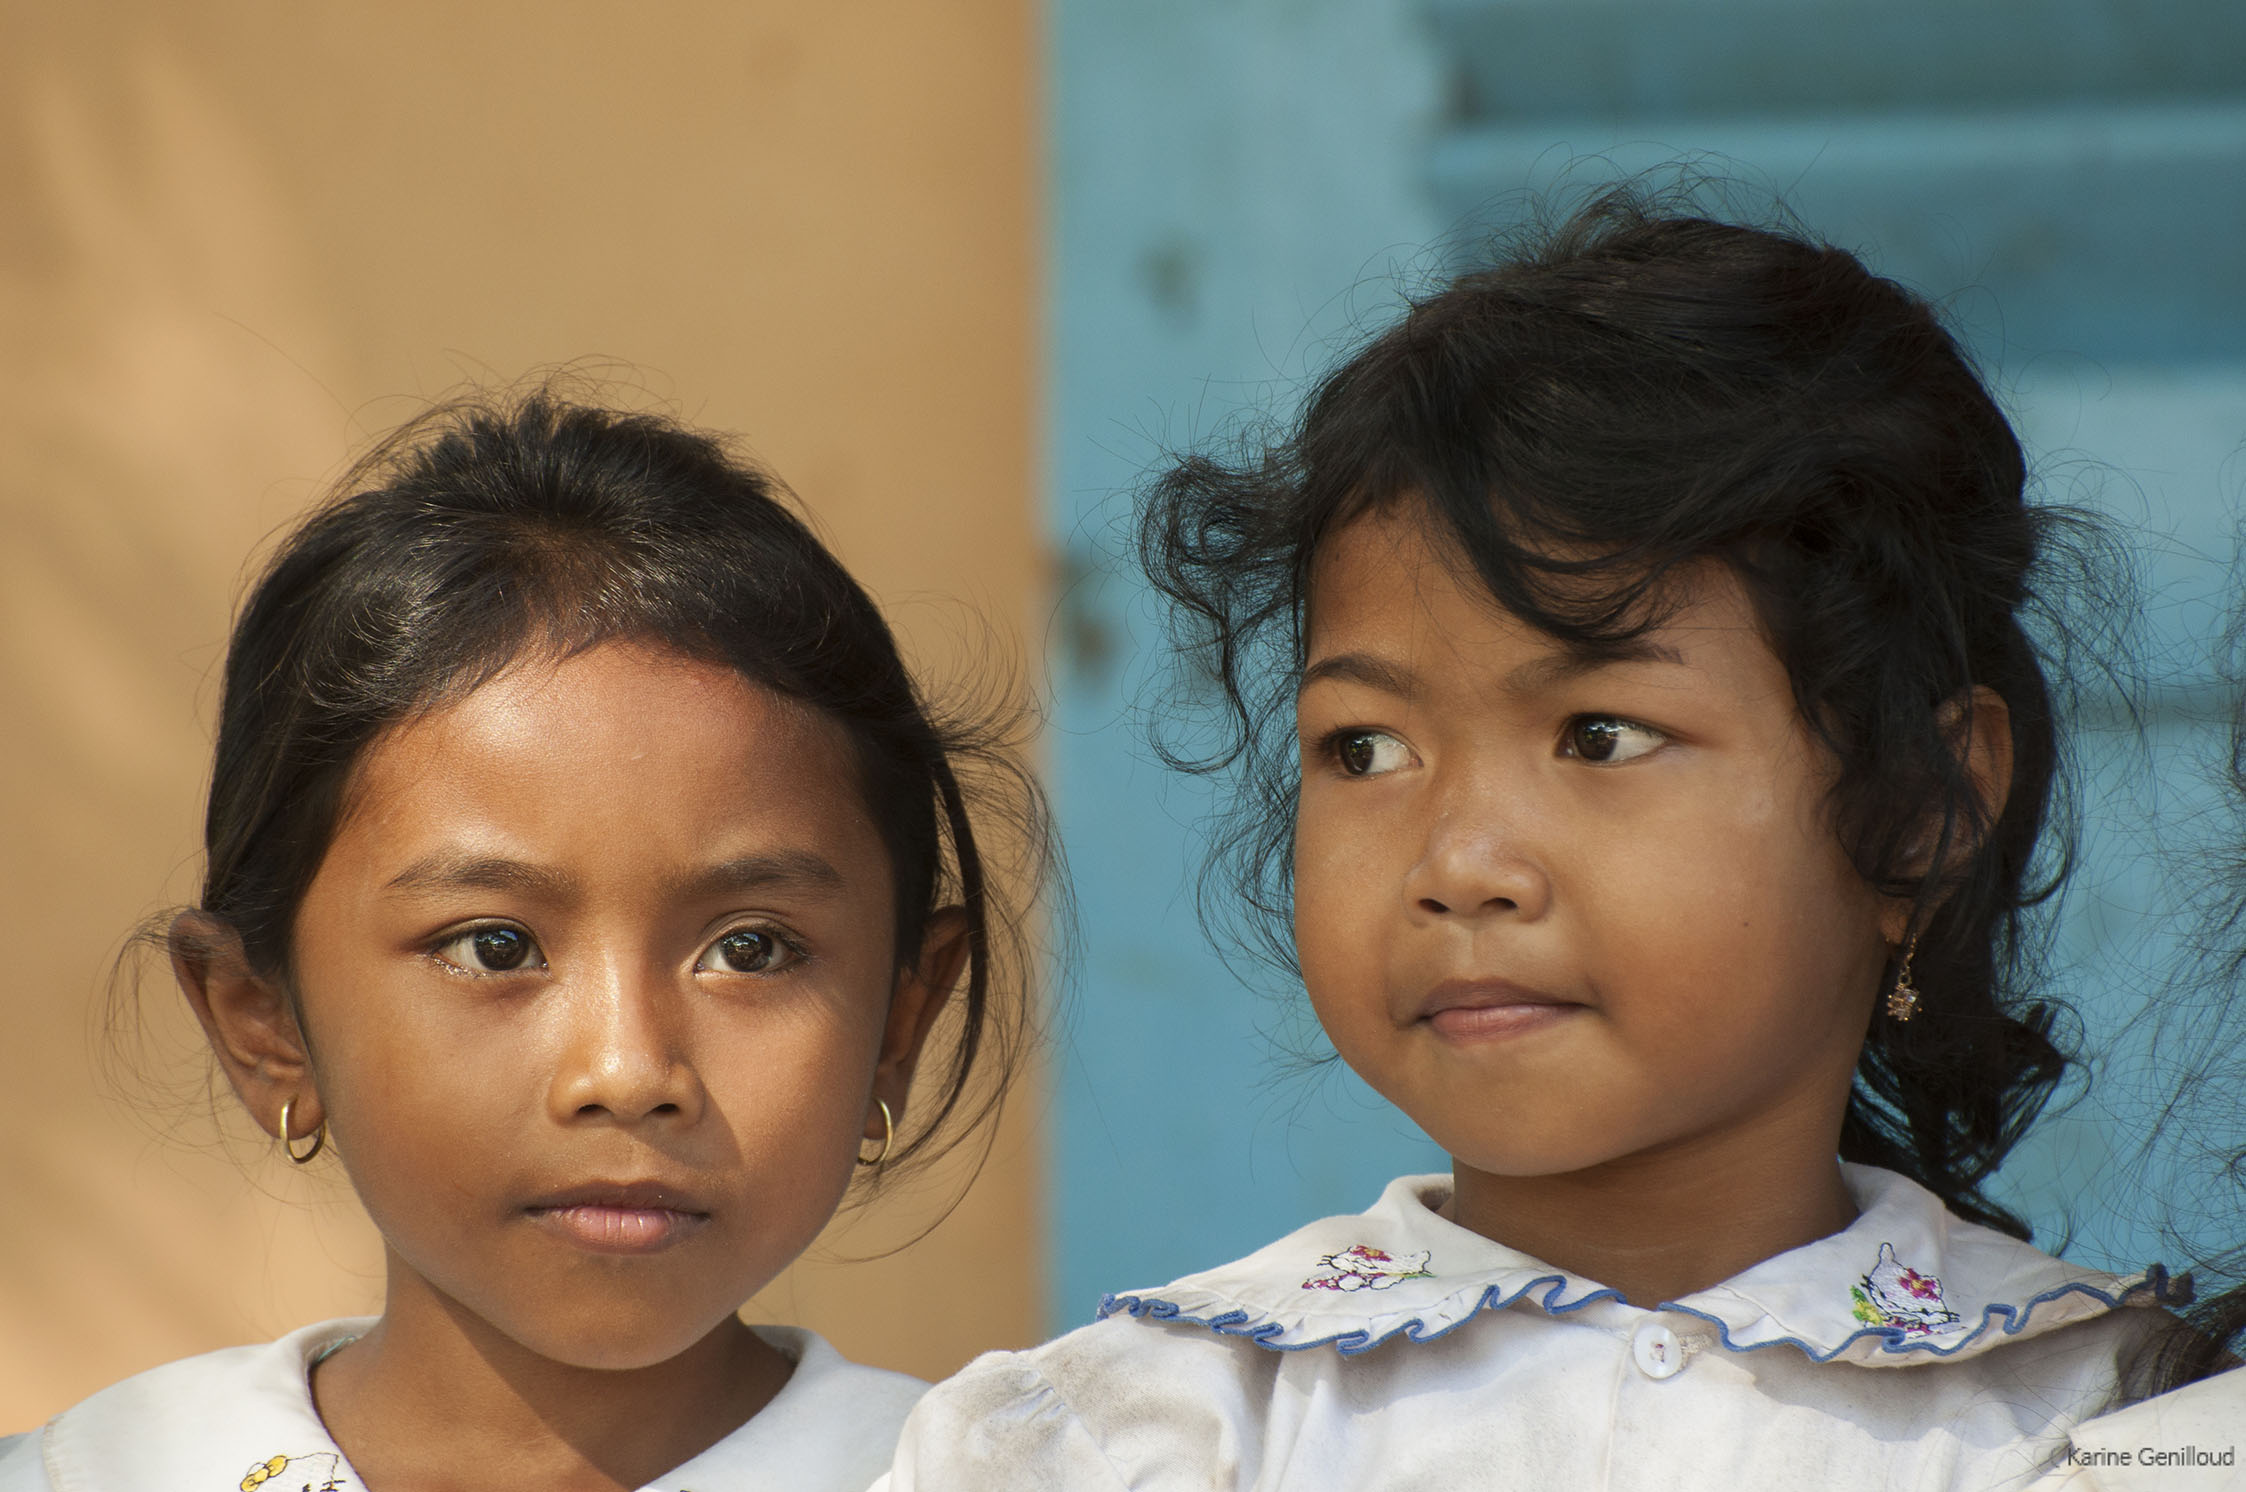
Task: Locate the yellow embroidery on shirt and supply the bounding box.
[241,1455,289,1491]
[239,1452,346,1492]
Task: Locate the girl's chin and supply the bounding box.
[504,1316,748,1374]
[1435,1132,1649,1184]
[1445,1154,1604,1183]
[430,1290,759,1375]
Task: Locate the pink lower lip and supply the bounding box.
[528,1205,707,1254]
[1424,1003,1579,1041]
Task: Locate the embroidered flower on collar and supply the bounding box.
[240,1451,347,1492]
[1849,1242,1962,1336]
[1105,1173,2155,1363]
[1302,1244,1435,1292]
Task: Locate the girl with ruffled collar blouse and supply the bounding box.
[880,192,2187,1491]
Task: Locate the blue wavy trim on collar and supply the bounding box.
[1100,1272,1621,1357]
[1099,1263,2175,1363]
[1663,1270,2169,1365]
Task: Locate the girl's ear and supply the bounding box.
[868,907,974,1133]
[169,911,320,1143]
[1946,684,2015,832]
[1881,685,2014,943]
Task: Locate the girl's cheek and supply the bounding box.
[1293,834,1383,1005]
[301,970,521,1167]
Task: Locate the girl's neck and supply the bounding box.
[1446,1115,1859,1308]
[312,1259,792,1492]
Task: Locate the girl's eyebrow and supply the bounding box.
[668,851,848,901]
[1298,652,1420,699]
[1299,639,1685,701]
[381,850,846,901]
[1501,638,1685,694]
[386,854,573,898]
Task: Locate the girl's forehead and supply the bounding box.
[1304,507,1637,637]
[1307,505,1460,601]
[335,643,864,844]
[1302,511,1772,692]
[391,644,821,755]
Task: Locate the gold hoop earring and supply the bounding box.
[856,1097,894,1169]
[278,1097,326,1165]
[1886,937,1921,1022]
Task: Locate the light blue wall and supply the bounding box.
[1044,0,1449,1330]
[1047,0,2246,1329]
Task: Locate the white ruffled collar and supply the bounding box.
[36,1318,922,1490]
[1099,1166,2170,1368]
[38,1318,367,1492]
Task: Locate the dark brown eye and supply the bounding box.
[697,928,799,975]
[1331,729,1410,777]
[470,927,532,970]
[434,924,544,974]
[1570,719,1623,762]
[723,931,777,971]
[1562,716,1663,765]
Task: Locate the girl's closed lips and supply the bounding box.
[521,1179,714,1254]
[1412,978,1581,1042]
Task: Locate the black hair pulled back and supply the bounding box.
[1141,187,2104,1236]
[191,388,1046,1175]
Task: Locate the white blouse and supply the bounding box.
[0,1318,925,1492]
[2025,1365,2245,1490]
[882,1167,2174,1491]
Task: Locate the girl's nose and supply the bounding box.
[547,965,705,1127]
[1402,789,1552,922]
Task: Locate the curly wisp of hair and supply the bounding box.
[1141,189,2107,1237]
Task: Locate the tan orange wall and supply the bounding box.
[0,0,1043,1429]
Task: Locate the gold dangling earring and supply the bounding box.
[1886,937,1921,1022]
[278,1097,327,1165]
[856,1097,894,1169]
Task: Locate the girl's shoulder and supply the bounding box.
[4,1318,368,1492]
[884,1170,2177,1491]
[664,1325,928,1492]
[0,1430,47,1492]
[6,1321,925,1492]
[2024,1365,2246,1490]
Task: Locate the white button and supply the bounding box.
[1631,1319,1686,1379]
